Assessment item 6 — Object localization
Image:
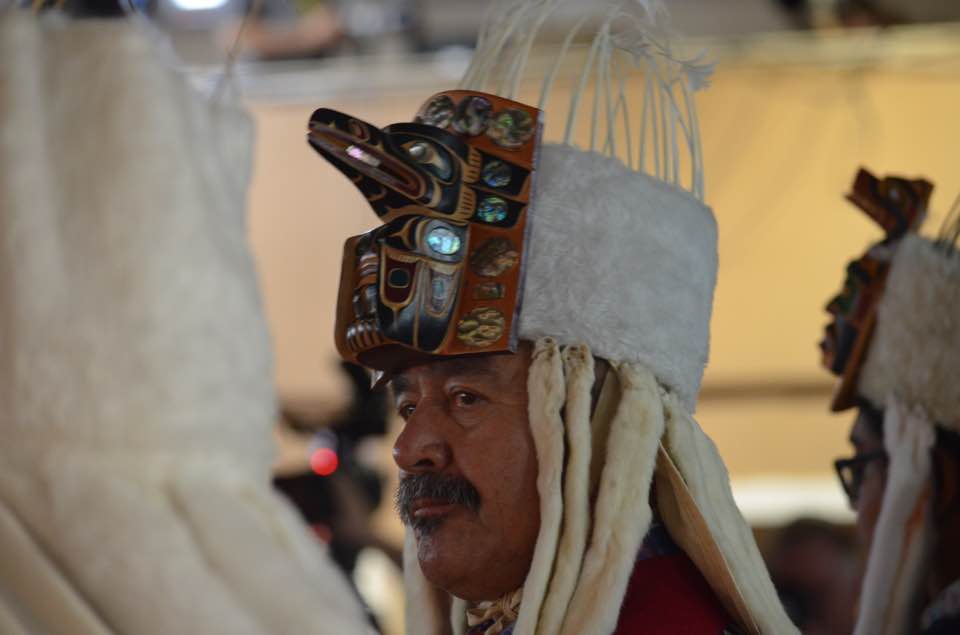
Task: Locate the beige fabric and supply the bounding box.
[655,446,757,633]
[0,501,112,635]
[0,13,369,635]
[0,597,31,635]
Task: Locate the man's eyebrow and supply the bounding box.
[391,374,412,396]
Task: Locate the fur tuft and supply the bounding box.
[558,362,663,635]
[537,345,595,634]
[514,338,567,634]
[519,144,717,411]
[858,235,960,430]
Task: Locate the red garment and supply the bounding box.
[614,550,737,634]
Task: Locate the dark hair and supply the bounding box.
[855,398,960,509]
[936,425,960,460]
[855,398,885,440]
[856,397,960,456]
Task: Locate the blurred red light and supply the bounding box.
[310,448,339,476]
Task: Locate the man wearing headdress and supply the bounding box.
[821,169,960,635]
[308,1,797,633]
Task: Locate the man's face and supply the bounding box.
[391,347,540,602]
[848,410,887,552]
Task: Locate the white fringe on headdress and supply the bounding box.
[532,344,795,634]
[513,337,567,633]
[535,345,595,634]
[853,397,935,635]
[556,361,663,635]
[460,0,713,200]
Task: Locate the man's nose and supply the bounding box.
[392,403,452,474]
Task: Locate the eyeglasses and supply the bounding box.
[834,450,887,507]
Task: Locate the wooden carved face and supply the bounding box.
[820,169,933,411]
[309,91,542,372]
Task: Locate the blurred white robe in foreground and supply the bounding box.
[0,13,369,635]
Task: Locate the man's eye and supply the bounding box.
[398,404,416,420]
[452,391,478,407]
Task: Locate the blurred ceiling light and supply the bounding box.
[168,0,228,11]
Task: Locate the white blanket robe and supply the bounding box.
[0,14,369,635]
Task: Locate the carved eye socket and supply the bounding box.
[387,268,411,288]
[403,140,453,181]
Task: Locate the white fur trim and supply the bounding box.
[853,397,935,635]
[858,235,960,429]
[537,345,594,634]
[0,15,368,634]
[514,338,567,635]
[0,499,112,635]
[559,362,662,635]
[519,144,718,411]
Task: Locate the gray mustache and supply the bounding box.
[395,473,481,533]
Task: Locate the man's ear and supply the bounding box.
[932,446,960,521]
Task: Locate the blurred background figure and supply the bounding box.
[274,362,402,575]
[271,362,404,632]
[765,519,859,635]
[224,0,346,61]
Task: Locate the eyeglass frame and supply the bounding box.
[834,450,888,506]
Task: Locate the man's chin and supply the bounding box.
[412,508,462,553]
[412,512,477,585]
